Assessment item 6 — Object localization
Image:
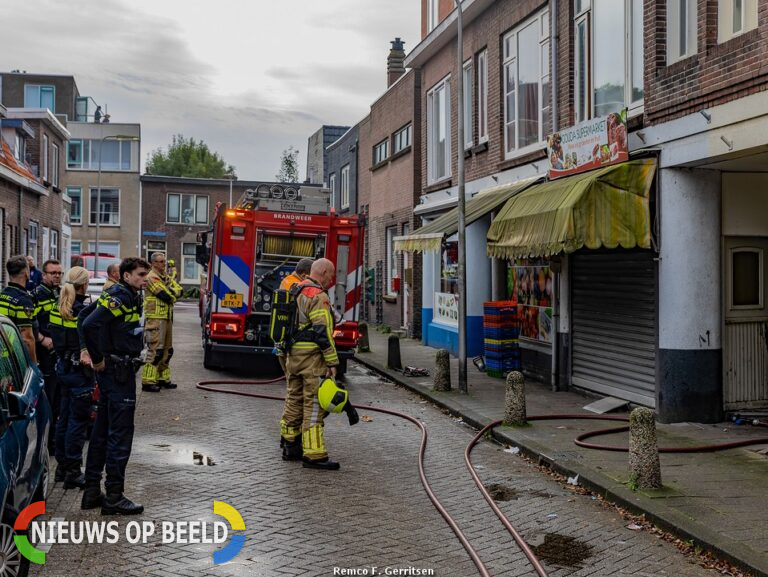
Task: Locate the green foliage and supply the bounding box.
[184,287,200,299]
[275,145,300,183]
[146,134,236,179]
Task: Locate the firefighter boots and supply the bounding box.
[302,457,340,471]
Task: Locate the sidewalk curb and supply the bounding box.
[354,354,767,577]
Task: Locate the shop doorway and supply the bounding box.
[724,236,768,411]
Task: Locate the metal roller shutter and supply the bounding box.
[571,251,657,407]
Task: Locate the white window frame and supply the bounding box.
[67,187,82,225]
[578,0,644,120]
[477,50,489,143]
[89,188,121,227]
[51,143,59,187]
[393,124,412,154]
[427,0,439,32]
[503,10,551,158]
[50,229,58,260]
[87,241,120,258]
[42,227,50,262]
[667,0,698,63]
[166,193,209,225]
[13,134,26,162]
[718,0,757,43]
[574,3,591,122]
[42,134,49,182]
[181,242,201,283]
[329,173,337,210]
[427,75,451,185]
[373,139,389,165]
[340,165,350,210]
[28,222,38,261]
[386,226,398,296]
[463,59,474,149]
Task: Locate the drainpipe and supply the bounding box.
[550,0,560,392]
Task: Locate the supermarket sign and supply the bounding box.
[547,110,628,179]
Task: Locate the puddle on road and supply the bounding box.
[147,444,217,466]
[484,483,518,501]
[531,533,593,567]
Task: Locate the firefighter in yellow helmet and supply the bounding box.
[280,258,344,470]
[140,252,183,392]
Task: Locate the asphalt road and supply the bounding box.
[33,305,721,577]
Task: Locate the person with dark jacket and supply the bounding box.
[79,257,149,515]
[0,255,37,362]
[49,266,94,489]
[26,255,42,290]
[34,259,62,457]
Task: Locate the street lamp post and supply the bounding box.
[455,0,468,394]
[94,134,139,275]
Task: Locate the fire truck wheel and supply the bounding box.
[203,345,217,370]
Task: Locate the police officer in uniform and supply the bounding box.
[49,266,94,489]
[281,258,341,470]
[140,252,182,392]
[0,255,38,363]
[80,257,149,515]
[34,259,62,459]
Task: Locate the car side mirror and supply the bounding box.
[4,391,30,421]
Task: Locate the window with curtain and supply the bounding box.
[463,60,473,149]
[503,10,550,156]
[182,243,201,283]
[427,76,451,183]
[341,165,350,209]
[477,50,488,142]
[166,193,208,224]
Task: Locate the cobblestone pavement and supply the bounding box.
[32,305,724,577]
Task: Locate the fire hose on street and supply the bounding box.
[197,377,768,577]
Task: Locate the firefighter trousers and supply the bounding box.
[141,318,174,385]
[280,351,329,461]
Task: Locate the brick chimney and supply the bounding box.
[387,38,406,87]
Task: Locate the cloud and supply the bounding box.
[1,0,420,179]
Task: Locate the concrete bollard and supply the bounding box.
[357,322,370,352]
[628,407,662,489]
[387,334,402,371]
[504,371,527,425]
[433,349,451,391]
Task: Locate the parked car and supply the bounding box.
[70,253,121,279]
[0,315,51,577]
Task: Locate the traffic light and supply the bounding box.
[365,267,375,304]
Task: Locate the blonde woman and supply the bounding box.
[48,266,95,490]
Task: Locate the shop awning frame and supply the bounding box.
[486,158,657,260]
[394,176,542,253]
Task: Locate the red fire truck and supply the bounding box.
[196,183,364,376]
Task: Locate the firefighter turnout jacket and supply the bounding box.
[290,278,339,367]
[144,269,182,320]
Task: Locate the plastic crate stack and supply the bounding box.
[483,301,521,378]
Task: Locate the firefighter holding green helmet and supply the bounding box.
[279,258,359,470]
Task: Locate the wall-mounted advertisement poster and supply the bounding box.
[547,109,628,179]
[434,291,459,326]
[509,262,554,344]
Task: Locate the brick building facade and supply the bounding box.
[0,104,70,284]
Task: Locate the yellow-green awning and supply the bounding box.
[486,159,656,259]
[394,176,542,252]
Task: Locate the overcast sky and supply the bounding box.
[2,0,420,181]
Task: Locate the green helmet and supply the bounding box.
[317,378,348,413]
